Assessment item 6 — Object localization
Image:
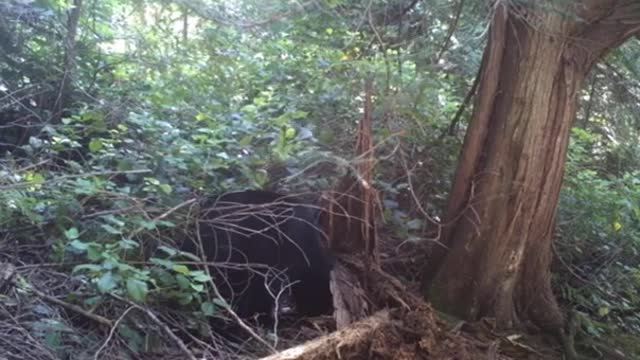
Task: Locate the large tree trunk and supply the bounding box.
[424,1,640,335]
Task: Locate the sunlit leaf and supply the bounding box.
[612,221,622,232]
[88,138,103,152]
[126,278,148,302]
[173,265,190,275]
[65,227,80,240]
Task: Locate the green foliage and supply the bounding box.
[2,0,640,355]
[556,127,640,337]
[0,2,479,335]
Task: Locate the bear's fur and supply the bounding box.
[180,190,333,321]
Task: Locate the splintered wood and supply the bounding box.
[260,311,390,360]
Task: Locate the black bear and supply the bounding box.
[180,190,333,322]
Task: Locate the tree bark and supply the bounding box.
[424,0,640,336]
[53,0,82,122]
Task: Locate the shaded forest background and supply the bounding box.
[1,0,640,359]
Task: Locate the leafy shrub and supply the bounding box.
[556,128,640,336]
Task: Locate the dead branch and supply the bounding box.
[31,287,113,327]
[259,311,390,360]
[110,294,198,360]
[93,306,135,360]
[330,261,369,329]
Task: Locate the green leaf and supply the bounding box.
[176,274,190,290]
[69,239,88,250]
[216,152,229,160]
[84,296,102,307]
[157,246,177,256]
[213,298,228,308]
[145,177,160,185]
[612,221,622,232]
[102,258,118,270]
[200,301,217,316]
[159,184,172,194]
[177,293,193,305]
[118,325,144,353]
[253,169,268,187]
[101,224,122,234]
[116,263,137,273]
[72,264,102,273]
[284,126,296,139]
[290,110,308,119]
[172,265,190,275]
[597,306,610,317]
[152,268,175,286]
[190,271,212,283]
[177,251,201,262]
[88,138,103,152]
[190,283,204,292]
[97,272,117,293]
[126,278,148,302]
[156,220,176,228]
[138,220,157,230]
[118,239,139,250]
[65,227,80,240]
[26,172,44,184]
[150,257,175,269]
[102,214,126,227]
[239,135,253,146]
[87,245,103,261]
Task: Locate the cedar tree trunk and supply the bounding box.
[425,1,640,334]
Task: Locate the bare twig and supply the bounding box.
[93,306,135,360]
[435,0,465,63]
[194,219,278,354]
[265,275,298,348]
[443,53,482,137]
[31,287,113,327]
[110,294,198,360]
[127,198,197,238]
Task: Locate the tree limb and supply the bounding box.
[573,1,640,70]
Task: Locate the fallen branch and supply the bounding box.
[259,311,390,360]
[31,287,113,327]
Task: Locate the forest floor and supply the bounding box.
[0,240,565,360]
